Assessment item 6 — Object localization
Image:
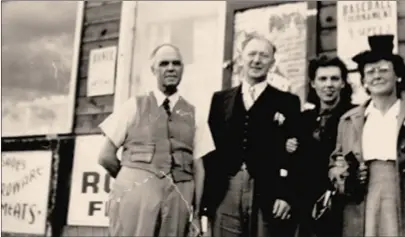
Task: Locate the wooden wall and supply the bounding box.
[73,1,121,136]
[62,1,405,236]
[62,1,121,236]
[318,1,405,60]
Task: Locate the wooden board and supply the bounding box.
[82,20,120,43]
[66,1,121,235]
[85,2,122,23]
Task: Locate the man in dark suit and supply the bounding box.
[204,34,301,237]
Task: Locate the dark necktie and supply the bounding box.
[163,98,171,117]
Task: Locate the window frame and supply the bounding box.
[1,1,85,139]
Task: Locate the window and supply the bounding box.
[128,1,226,114]
[2,1,83,137]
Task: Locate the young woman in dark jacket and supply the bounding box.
[288,55,355,237]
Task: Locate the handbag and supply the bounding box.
[311,188,336,221]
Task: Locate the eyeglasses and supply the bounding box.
[364,65,391,76]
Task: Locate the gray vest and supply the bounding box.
[121,92,195,182]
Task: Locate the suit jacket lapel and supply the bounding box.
[224,86,241,122]
[397,92,405,136]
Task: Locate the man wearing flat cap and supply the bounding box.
[328,34,405,237]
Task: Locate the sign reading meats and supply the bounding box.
[1,151,53,235]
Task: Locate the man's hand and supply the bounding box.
[189,216,202,237]
[286,138,299,154]
[273,199,291,220]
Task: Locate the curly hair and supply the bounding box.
[306,55,353,106]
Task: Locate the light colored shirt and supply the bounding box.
[362,99,400,161]
[99,89,215,160]
[241,79,267,110]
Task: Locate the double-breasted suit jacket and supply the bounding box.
[330,92,405,236]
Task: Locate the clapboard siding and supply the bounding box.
[318,2,405,61]
[64,1,121,235]
[72,1,121,136]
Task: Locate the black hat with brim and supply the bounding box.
[352,34,405,82]
[352,34,404,66]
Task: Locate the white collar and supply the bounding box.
[365,99,400,118]
[241,79,268,95]
[152,89,180,107]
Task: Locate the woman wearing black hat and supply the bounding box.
[289,55,354,237]
[328,34,405,236]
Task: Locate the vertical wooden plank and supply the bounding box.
[222,2,235,90]
[68,1,85,134]
[113,1,137,111]
[306,1,318,102]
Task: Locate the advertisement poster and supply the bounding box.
[232,2,308,104]
[337,1,398,69]
[87,46,117,97]
[1,151,53,235]
[2,2,83,137]
[67,135,119,226]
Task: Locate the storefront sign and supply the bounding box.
[337,1,398,69]
[87,46,117,97]
[1,151,53,235]
[232,2,308,104]
[67,135,120,226]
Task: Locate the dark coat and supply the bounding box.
[203,85,301,218]
[329,92,405,237]
[295,101,354,237]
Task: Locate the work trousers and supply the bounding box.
[212,166,295,237]
[107,167,194,237]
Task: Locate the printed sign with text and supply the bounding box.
[232,2,309,105]
[1,151,53,235]
[87,46,117,97]
[67,135,120,226]
[337,1,398,69]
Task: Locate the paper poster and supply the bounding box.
[67,135,120,226]
[232,2,308,104]
[337,1,398,69]
[87,46,117,97]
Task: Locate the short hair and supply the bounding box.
[306,54,353,106]
[358,58,405,97]
[149,43,183,67]
[240,33,277,55]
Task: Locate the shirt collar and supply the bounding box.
[365,99,400,118]
[152,88,180,107]
[241,79,268,96]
